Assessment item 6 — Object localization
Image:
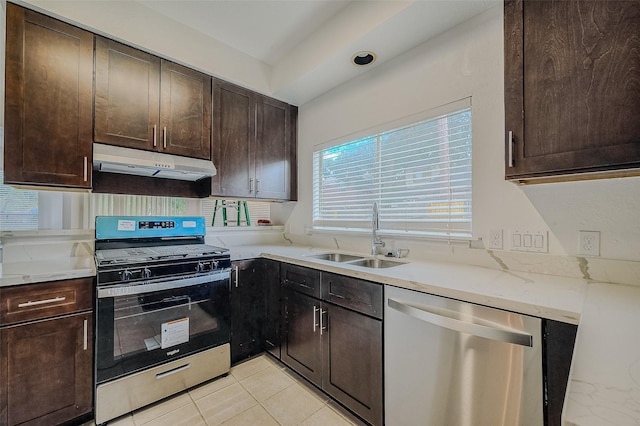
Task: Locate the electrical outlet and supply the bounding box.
[488,229,503,249]
[579,231,600,256]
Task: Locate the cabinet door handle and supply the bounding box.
[320,308,327,335]
[249,178,254,194]
[163,127,167,149]
[83,319,88,350]
[153,124,157,147]
[313,305,320,332]
[256,179,260,194]
[18,296,66,308]
[83,156,88,182]
[508,130,514,168]
[234,265,239,288]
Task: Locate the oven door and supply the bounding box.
[96,270,231,384]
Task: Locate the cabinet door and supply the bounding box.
[160,61,212,160]
[505,0,640,181]
[94,36,161,151]
[212,79,255,197]
[263,259,282,359]
[322,304,383,426]
[255,96,297,200]
[281,289,322,385]
[543,319,578,426]
[4,4,93,188]
[231,260,266,364]
[0,313,93,426]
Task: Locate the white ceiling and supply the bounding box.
[135,0,499,105]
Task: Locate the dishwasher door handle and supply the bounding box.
[387,298,533,347]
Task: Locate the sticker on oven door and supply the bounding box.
[182,220,197,228]
[117,220,136,231]
[161,317,189,349]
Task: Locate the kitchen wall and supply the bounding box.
[2,1,639,282]
[278,4,640,279]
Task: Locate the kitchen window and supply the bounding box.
[313,98,472,239]
[0,171,39,231]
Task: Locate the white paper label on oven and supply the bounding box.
[117,220,136,231]
[161,317,189,349]
[182,220,197,228]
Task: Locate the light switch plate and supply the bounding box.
[510,230,548,253]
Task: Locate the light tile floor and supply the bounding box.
[98,354,365,426]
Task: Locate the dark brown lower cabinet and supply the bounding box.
[282,285,383,426]
[322,303,383,426]
[0,313,93,426]
[543,319,578,426]
[263,260,282,359]
[231,259,267,364]
[281,289,323,384]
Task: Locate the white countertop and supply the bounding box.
[563,282,640,426]
[0,257,95,287]
[2,240,639,425]
[234,244,586,324]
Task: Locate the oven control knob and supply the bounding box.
[196,262,205,273]
[211,260,219,270]
[142,267,152,279]
[122,269,132,281]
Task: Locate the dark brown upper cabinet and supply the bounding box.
[504,0,640,183]
[95,37,212,160]
[4,3,93,189]
[212,79,297,201]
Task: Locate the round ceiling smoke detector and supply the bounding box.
[352,51,376,66]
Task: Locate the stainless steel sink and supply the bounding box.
[309,253,365,262]
[348,258,405,268]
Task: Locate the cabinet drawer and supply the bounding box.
[321,272,383,319]
[1,277,93,325]
[281,263,320,298]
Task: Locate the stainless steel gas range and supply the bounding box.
[94,216,231,424]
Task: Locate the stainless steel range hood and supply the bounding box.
[93,143,216,182]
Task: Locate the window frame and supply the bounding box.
[312,98,472,240]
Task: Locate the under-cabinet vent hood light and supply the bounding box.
[93,143,216,182]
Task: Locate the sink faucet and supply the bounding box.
[371,202,385,255]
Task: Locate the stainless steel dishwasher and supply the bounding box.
[385,285,543,426]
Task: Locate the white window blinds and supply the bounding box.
[313,102,472,239]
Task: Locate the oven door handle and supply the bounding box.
[97,270,231,298]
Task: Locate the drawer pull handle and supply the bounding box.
[18,296,66,308]
[156,363,191,379]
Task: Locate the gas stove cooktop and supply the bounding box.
[95,244,229,266]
